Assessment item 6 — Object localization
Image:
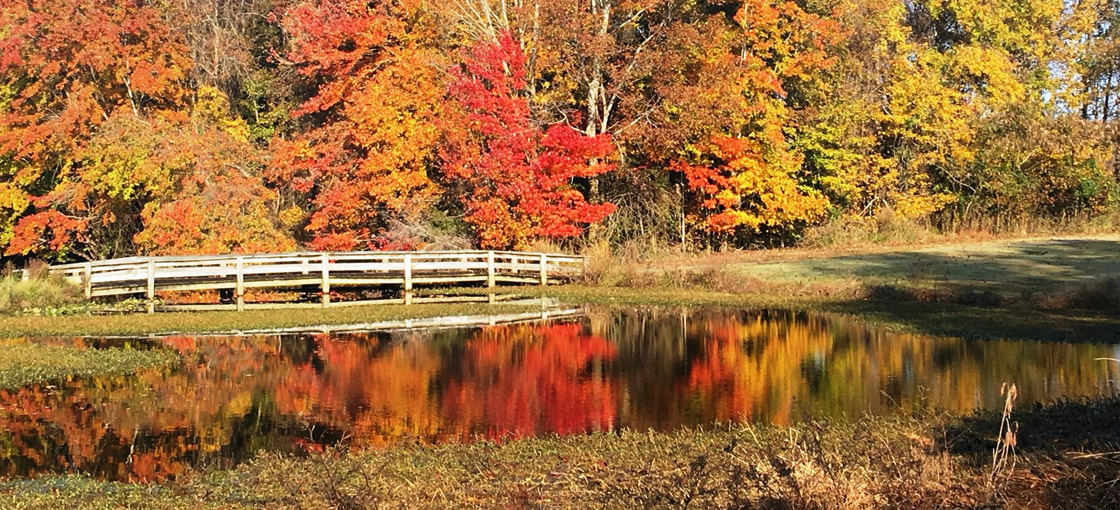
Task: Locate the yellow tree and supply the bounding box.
[654,0,838,240]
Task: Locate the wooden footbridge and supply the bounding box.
[37,250,584,312]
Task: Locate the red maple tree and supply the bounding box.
[442,32,615,249]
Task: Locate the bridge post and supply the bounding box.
[539,254,547,286]
[146,260,155,313]
[236,257,245,311]
[487,251,495,288]
[403,253,413,305]
[321,253,330,307]
[487,251,495,304]
[83,263,92,300]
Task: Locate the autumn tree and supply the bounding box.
[636,1,837,242]
[270,0,448,251]
[7,87,294,259]
[442,33,615,249]
[131,88,296,255]
[165,0,300,145]
[0,0,192,259]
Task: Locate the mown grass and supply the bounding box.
[588,235,1120,304]
[0,302,539,337]
[4,397,1119,509]
[0,341,177,389]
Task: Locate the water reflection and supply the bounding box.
[1,308,1117,481]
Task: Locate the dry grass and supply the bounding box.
[0,416,983,509]
[801,211,1120,251]
[7,396,1120,509]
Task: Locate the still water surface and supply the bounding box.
[2,308,1118,481]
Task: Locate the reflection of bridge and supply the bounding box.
[79,304,587,338]
[37,251,584,312]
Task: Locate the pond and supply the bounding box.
[2,307,1118,482]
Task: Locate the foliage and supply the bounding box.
[0,0,1119,261]
[442,33,615,249]
[269,0,447,250]
[0,0,191,260]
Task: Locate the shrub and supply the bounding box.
[0,264,84,315]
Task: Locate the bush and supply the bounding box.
[1054,276,1119,312]
[0,264,84,315]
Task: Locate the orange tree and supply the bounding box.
[271,0,446,250]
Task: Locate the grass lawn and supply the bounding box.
[731,234,1120,296]
[626,234,1120,297]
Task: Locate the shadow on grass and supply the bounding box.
[821,298,1120,344]
[778,238,1120,296]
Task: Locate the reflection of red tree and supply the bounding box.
[271,325,619,444]
[440,324,617,440]
[686,323,756,423]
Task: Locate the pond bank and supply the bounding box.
[4,397,1118,509]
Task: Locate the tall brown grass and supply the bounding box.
[802,210,1120,251]
[0,261,83,314]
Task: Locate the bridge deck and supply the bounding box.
[36,250,583,312]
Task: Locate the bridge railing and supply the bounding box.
[33,250,584,312]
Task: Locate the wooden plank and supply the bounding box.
[320,277,405,285]
[412,295,488,304]
[410,276,488,284]
[157,303,237,312]
[487,251,495,288]
[83,263,92,299]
